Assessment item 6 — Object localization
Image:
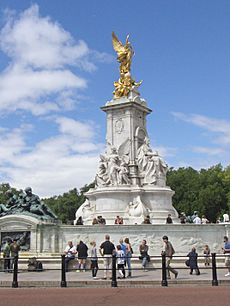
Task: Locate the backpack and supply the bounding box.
[28,257,43,272]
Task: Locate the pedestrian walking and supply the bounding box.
[162,235,178,279]
[187,247,200,275]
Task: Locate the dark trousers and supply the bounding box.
[4,257,11,271]
[65,256,75,272]
[91,260,98,277]
[190,267,200,275]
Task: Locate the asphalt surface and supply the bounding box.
[0,287,229,306]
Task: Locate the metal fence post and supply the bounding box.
[12,256,18,288]
[60,254,67,287]
[161,252,168,287]
[211,252,218,286]
[111,253,117,287]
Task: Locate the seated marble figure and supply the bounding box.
[0,187,57,220]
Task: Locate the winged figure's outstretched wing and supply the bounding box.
[112,31,125,55]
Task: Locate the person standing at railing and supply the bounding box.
[64,241,76,272]
[222,236,230,277]
[90,241,98,279]
[76,240,88,272]
[2,240,11,272]
[162,235,178,279]
[203,245,211,266]
[139,240,149,272]
[116,244,125,278]
[124,237,133,278]
[99,234,115,280]
[10,239,20,272]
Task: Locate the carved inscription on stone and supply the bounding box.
[115,118,124,134]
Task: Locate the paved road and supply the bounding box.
[0,287,229,306]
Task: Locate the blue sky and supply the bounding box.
[0,0,229,197]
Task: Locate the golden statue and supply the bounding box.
[112,32,142,99]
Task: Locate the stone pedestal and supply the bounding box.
[0,215,59,253]
[75,89,178,225]
[82,185,177,225]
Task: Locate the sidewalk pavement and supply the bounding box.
[0,266,230,287]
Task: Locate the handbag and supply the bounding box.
[185,259,190,267]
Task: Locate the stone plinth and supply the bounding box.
[82,185,177,225]
[75,91,178,225]
[1,216,228,256]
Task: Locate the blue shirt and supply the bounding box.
[120,243,127,254]
[224,241,230,253]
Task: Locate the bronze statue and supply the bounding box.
[0,187,57,221]
[112,32,142,98]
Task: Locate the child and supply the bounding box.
[90,241,98,279]
[187,247,200,275]
[116,245,125,278]
[203,245,211,266]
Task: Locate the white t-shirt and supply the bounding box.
[116,250,125,265]
[223,214,229,222]
[64,245,76,257]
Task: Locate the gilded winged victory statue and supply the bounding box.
[112,32,142,98]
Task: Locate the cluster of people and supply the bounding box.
[63,234,230,279]
[2,239,21,272]
[92,216,106,225]
[178,212,210,224]
[76,211,230,226]
[179,211,230,224]
[64,235,133,279]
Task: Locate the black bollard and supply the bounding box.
[60,254,67,287]
[211,252,218,286]
[161,252,168,287]
[12,256,18,288]
[111,253,117,287]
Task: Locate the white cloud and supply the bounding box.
[153,145,177,158]
[0,4,112,196]
[0,117,103,197]
[192,146,227,155]
[172,112,230,146]
[0,4,93,70]
[0,124,32,163]
[55,116,95,139]
[0,4,110,115]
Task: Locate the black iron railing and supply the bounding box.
[0,253,228,288]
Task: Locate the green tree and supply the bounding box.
[43,182,95,224]
[167,167,200,215]
[222,165,230,212]
[198,164,227,222]
[0,183,20,203]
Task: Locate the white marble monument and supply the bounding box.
[75,33,178,225]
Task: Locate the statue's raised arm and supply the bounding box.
[112,32,142,99]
